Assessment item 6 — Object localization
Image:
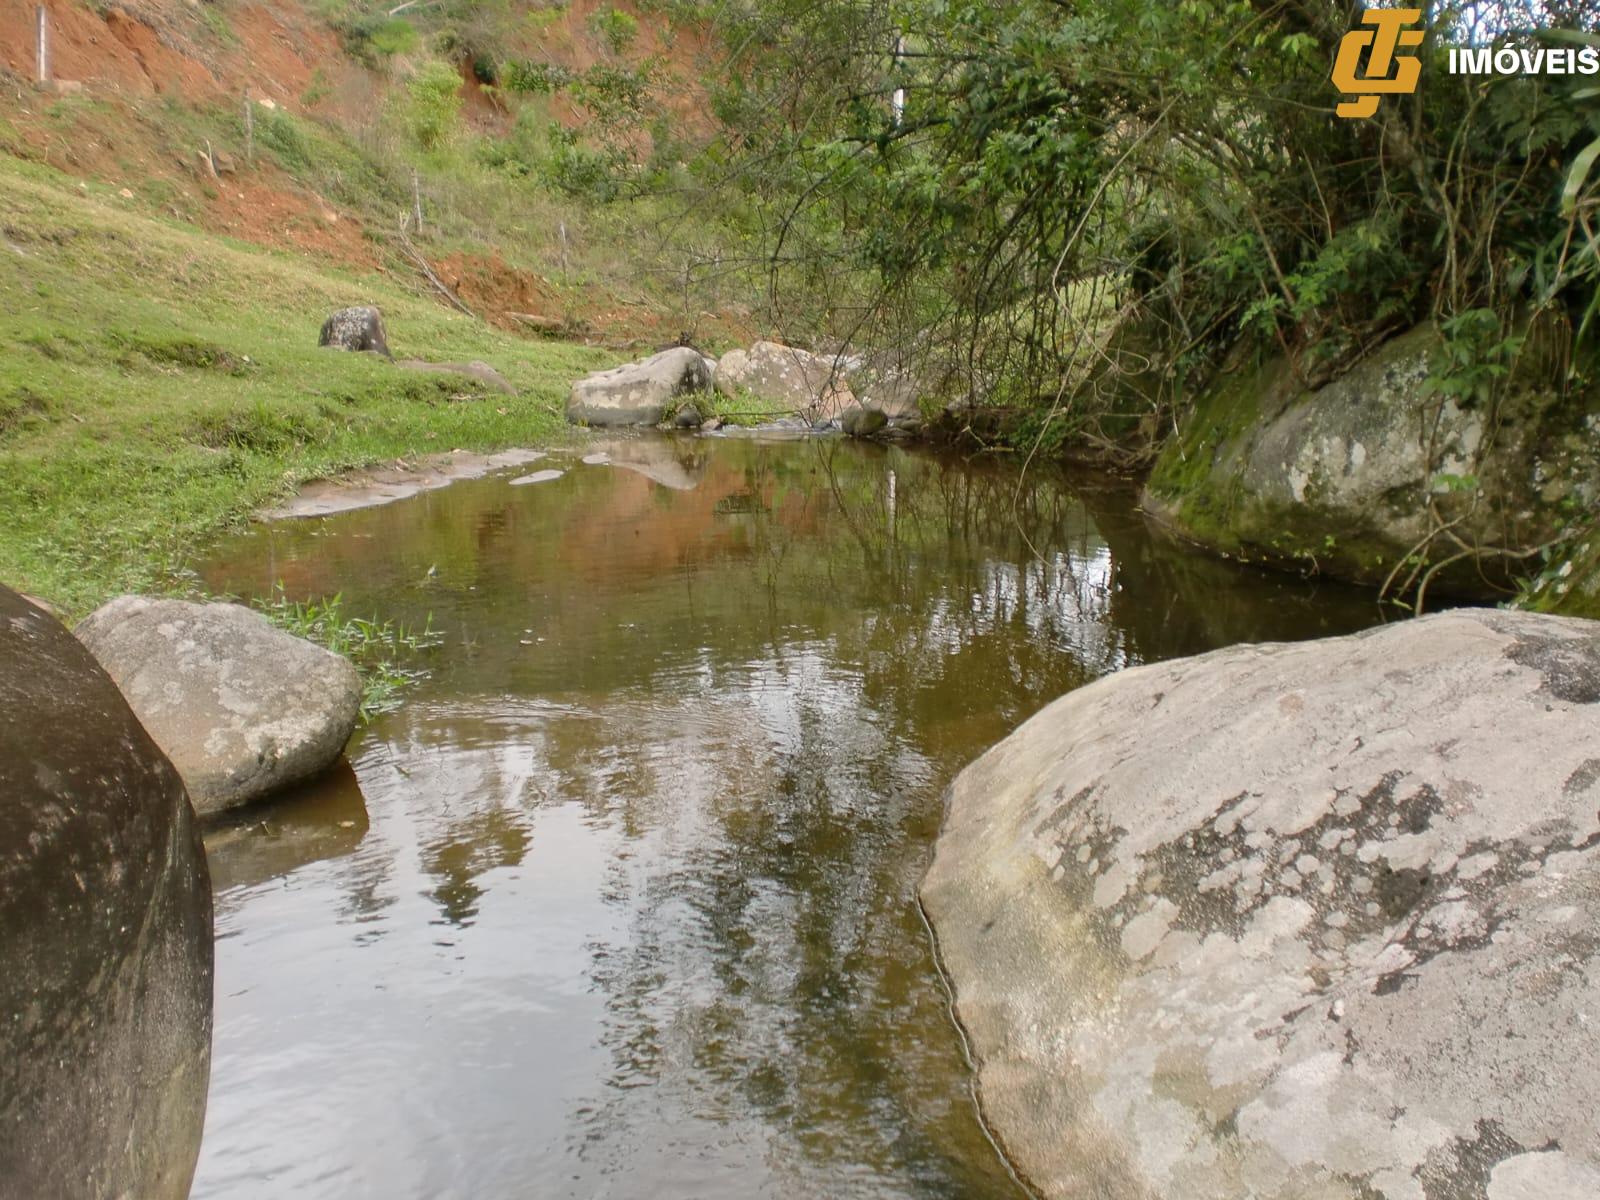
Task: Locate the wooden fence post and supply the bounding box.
[412,168,423,232]
[243,92,254,163]
[36,6,50,85]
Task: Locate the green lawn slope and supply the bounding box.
[0,156,613,616]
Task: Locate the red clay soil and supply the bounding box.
[484,0,718,141]
[0,0,730,330]
[0,1,358,109]
[435,252,564,331]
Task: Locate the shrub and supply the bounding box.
[588,8,639,55]
[406,61,464,151]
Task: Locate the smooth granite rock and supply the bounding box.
[923,608,1600,1200]
[0,584,213,1198]
[76,597,362,816]
[568,347,711,427]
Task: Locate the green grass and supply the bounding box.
[0,155,614,617]
[253,588,443,720]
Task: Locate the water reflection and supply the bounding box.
[193,435,1385,1199]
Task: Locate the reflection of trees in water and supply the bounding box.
[204,438,1389,1193]
[565,661,1019,1195]
[423,808,531,927]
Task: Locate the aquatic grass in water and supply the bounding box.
[255,588,442,722]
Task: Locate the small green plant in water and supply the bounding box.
[256,588,443,722]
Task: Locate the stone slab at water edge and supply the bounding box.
[921,608,1600,1200]
[0,585,212,1198]
[1142,323,1600,603]
[75,596,362,816]
[568,347,712,427]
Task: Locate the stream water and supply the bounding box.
[189,433,1385,1200]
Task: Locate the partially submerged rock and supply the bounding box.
[568,347,711,427]
[76,597,362,816]
[0,584,212,1198]
[318,305,391,357]
[713,340,856,420]
[847,353,927,420]
[840,405,889,438]
[509,469,563,486]
[396,358,517,395]
[922,608,1600,1200]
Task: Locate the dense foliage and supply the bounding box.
[700,0,1600,437]
[275,1,1600,434]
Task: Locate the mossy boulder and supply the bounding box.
[1143,325,1600,600]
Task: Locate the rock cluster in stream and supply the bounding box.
[568,340,927,437]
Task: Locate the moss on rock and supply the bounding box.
[1143,326,1600,601]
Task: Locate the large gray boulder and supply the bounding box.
[318,305,391,357]
[923,608,1600,1200]
[1143,323,1600,599]
[0,584,212,1198]
[845,351,928,419]
[76,597,362,816]
[567,347,711,427]
[713,340,856,420]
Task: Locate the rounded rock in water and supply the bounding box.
[0,584,213,1198]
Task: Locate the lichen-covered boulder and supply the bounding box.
[1143,323,1600,600]
[568,347,711,427]
[713,341,856,420]
[318,305,391,357]
[76,597,362,816]
[845,351,928,420]
[922,608,1600,1200]
[0,584,212,1198]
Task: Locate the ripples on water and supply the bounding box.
[192,434,1384,1199]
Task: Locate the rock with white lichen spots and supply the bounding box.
[318,305,391,357]
[713,341,856,421]
[568,347,712,427]
[922,607,1600,1200]
[75,596,362,816]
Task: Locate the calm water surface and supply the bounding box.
[191,433,1385,1199]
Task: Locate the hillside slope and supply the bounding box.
[0,153,612,614]
[0,0,765,614]
[0,0,743,344]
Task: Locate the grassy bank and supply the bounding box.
[0,156,613,617]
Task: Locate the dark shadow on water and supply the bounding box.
[201,759,370,894]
